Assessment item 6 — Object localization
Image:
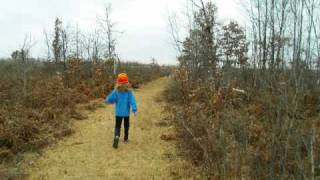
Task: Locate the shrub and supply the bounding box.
[165,68,320,179]
[0,58,169,178]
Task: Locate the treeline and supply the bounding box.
[165,0,320,179]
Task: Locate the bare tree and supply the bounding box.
[52,18,62,64]
[92,29,103,62]
[61,28,69,70]
[98,4,121,75]
[12,35,35,100]
[43,29,52,61]
[167,13,183,53]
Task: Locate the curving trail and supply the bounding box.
[24,78,199,180]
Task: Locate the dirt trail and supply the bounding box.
[25,78,198,180]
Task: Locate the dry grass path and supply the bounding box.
[24,78,199,180]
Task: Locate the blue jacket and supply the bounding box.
[105,90,137,117]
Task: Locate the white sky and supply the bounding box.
[0,0,246,65]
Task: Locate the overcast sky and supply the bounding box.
[0,0,246,64]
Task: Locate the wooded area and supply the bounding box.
[165,0,320,179]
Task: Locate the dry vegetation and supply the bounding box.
[1,0,320,179]
[165,0,320,179]
[0,58,169,178]
[24,78,199,180]
[0,7,171,178]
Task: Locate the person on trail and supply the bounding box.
[105,73,138,149]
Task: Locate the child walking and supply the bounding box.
[106,73,138,149]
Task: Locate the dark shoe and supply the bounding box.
[113,136,119,149]
[124,140,129,144]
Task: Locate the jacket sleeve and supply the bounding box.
[106,90,117,104]
[129,92,137,113]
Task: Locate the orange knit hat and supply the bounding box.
[117,73,129,84]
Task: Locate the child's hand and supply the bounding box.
[134,112,138,117]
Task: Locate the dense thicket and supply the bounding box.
[165,0,320,179]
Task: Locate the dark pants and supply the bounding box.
[114,116,130,141]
